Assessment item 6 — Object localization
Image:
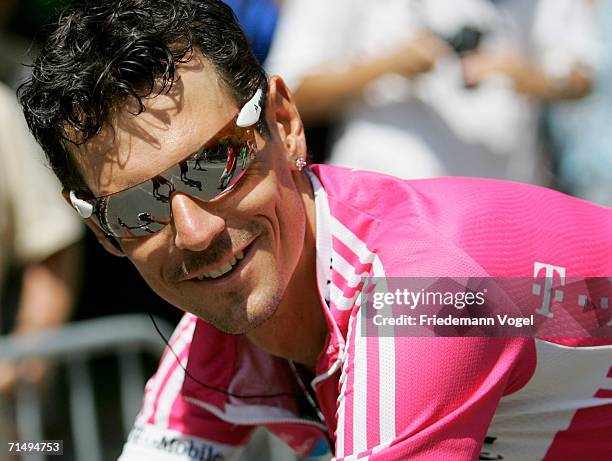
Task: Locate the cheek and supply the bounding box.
[121,233,171,283]
[233,166,305,269]
[231,165,281,219]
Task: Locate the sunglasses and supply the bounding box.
[68,89,264,239]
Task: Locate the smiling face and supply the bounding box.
[70,57,313,335]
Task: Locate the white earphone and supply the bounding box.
[236,88,263,128]
[69,190,93,218]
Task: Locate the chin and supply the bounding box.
[192,282,283,335]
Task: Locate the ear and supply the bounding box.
[84,220,126,257]
[266,75,307,167]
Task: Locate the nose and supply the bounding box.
[171,193,225,251]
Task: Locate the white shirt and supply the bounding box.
[266,0,598,182]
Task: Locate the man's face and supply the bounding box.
[72,58,309,334]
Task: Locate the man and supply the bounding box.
[17,1,611,460]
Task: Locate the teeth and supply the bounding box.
[208,269,222,278]
[218,263,233,276]
[195,250,244,280]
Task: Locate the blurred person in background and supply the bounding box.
[0,81,82,453]
[266,0,597,183]
[545,0,612,206]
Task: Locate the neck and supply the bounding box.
[246,169,327,374]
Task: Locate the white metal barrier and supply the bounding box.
[0,315,171,461]
[0,315,302,461]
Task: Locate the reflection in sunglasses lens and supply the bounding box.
[98,128,256,238]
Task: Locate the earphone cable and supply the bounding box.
[147,311,301,400]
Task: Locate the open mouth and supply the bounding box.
[196,250,245,280]
[187,239,255,283]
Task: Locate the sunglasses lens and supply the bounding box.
[103,181,172,237]
[169,138,253,198]
[94,126,256,238]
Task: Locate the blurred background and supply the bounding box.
[0,0,610,460]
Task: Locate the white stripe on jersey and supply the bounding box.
[154,355,188,427]
[330,284,355,311]
[329,216,375,264]
[330,214,398,457]
[335,326,354,458]
[353,311,368,455]
[486,340,612,460]
[369,274,397,446]
[333,249,371,285]
[378,335,396,445]
[330,216,378,311]
[342,453,369,461]
[137,318,196,425]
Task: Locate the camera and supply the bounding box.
[439,26,486,89]
[441,25,484,56]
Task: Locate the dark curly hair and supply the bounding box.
[18,0,268,193]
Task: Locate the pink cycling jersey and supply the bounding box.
[119,165,612,461]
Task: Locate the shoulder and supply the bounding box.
[310,164,574,222]
[312,165,612,277]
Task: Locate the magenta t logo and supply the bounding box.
[532,262,566,319]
